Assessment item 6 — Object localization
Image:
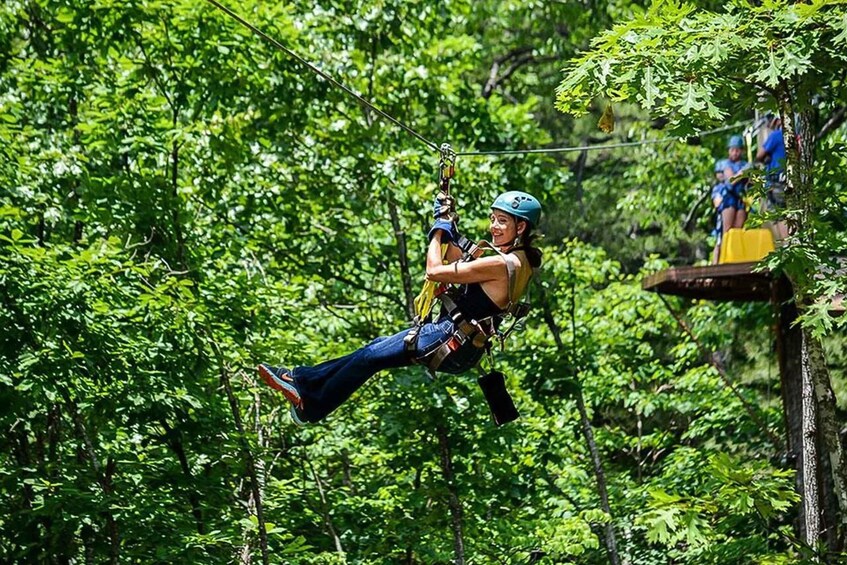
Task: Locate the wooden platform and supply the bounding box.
[642,262,773,302]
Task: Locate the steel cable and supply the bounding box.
[456,121,749,157]
[203,0,440,152]
[201,1,753,159]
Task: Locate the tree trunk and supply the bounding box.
[778,85,847,552]
[208,338,269,565]
[540,285,621,564]
[63,395,120,564]
[160,419,206,535]
[69,96,83,243]
[436,424,465,565]
[387,197,415,319]
[575,391,621,565]
[170,114,186,269]
[800,331,821,546]
[805,328,847,551]
[775,283,810,540]
[307,459,345,555]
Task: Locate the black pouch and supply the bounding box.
[477,371,519,426]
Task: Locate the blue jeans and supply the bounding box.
[712,182,746,213]
[293,317,484,422]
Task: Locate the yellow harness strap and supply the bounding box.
[413,243,448,320]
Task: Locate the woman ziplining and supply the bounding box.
[199,0,751,426]
[257,179,543,425]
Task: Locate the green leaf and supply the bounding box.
[755,48,782,88]
[642,65,658,108]
[677,82,706,115]
[55,8,75,24]
[833,13,847,45]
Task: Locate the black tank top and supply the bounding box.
[452,282,502,322]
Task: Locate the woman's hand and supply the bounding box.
[428,218,456,243]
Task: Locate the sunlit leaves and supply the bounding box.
[3,0,837,561]
[638,453,798,554]
[557,0,847,127]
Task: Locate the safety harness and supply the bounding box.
[404,145,532,426]
[405,241,532,375]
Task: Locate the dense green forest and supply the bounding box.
[1,0,846,562]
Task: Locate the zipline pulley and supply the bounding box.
[413,143,458,323]
[434,143,457,223]
[439,143,456,188]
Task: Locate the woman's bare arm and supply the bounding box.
[443,242,463,263]
[426,233,510,284]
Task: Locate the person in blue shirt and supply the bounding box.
[756,113,786,211]
[710,135,750,262]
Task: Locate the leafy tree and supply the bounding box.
[0,0,832,562]
[557,0,847,553]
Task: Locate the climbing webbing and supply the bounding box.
[412,244,446,320]
[413,144,456,320]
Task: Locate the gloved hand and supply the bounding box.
[428,218,457,243]
[432,191,456,220]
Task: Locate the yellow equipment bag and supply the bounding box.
[719,228,775,264]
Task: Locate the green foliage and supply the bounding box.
[557,0,847,337]
[556,0,847,125]
[0,0,832,562]
[638,453,798,561]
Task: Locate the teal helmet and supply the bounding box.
[491,191,542,227]
[728,134,745,149]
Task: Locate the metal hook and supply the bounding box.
[439,143,456,185]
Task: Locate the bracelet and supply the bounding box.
[454,261,459,273]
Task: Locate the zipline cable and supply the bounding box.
[456,121,749,157]
[203,0,440,152]
[202,2,757,159]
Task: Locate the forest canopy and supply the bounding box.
[1,0,845,563]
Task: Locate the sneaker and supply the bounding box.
[290,405,306,427]
[257,364,303,411]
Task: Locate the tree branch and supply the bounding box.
[481,47,533,99]
[816,106,846,143]
[159,419,206,535]
[682,188,711,234]
[205,335,270,565]
[436,423,466,565]
[307,459,345,555]
[62,393,120,564]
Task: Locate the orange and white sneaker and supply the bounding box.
[257,364,304,423]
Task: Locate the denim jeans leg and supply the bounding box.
[293,328,414,422]
[292,322,454,422]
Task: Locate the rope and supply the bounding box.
[203,0,439,152]
[657,294,783,449]
[456,121,748,157]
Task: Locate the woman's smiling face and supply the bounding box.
[489,210,525,247]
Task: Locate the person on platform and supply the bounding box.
[756,113,789,241]
[710,135,750,263]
